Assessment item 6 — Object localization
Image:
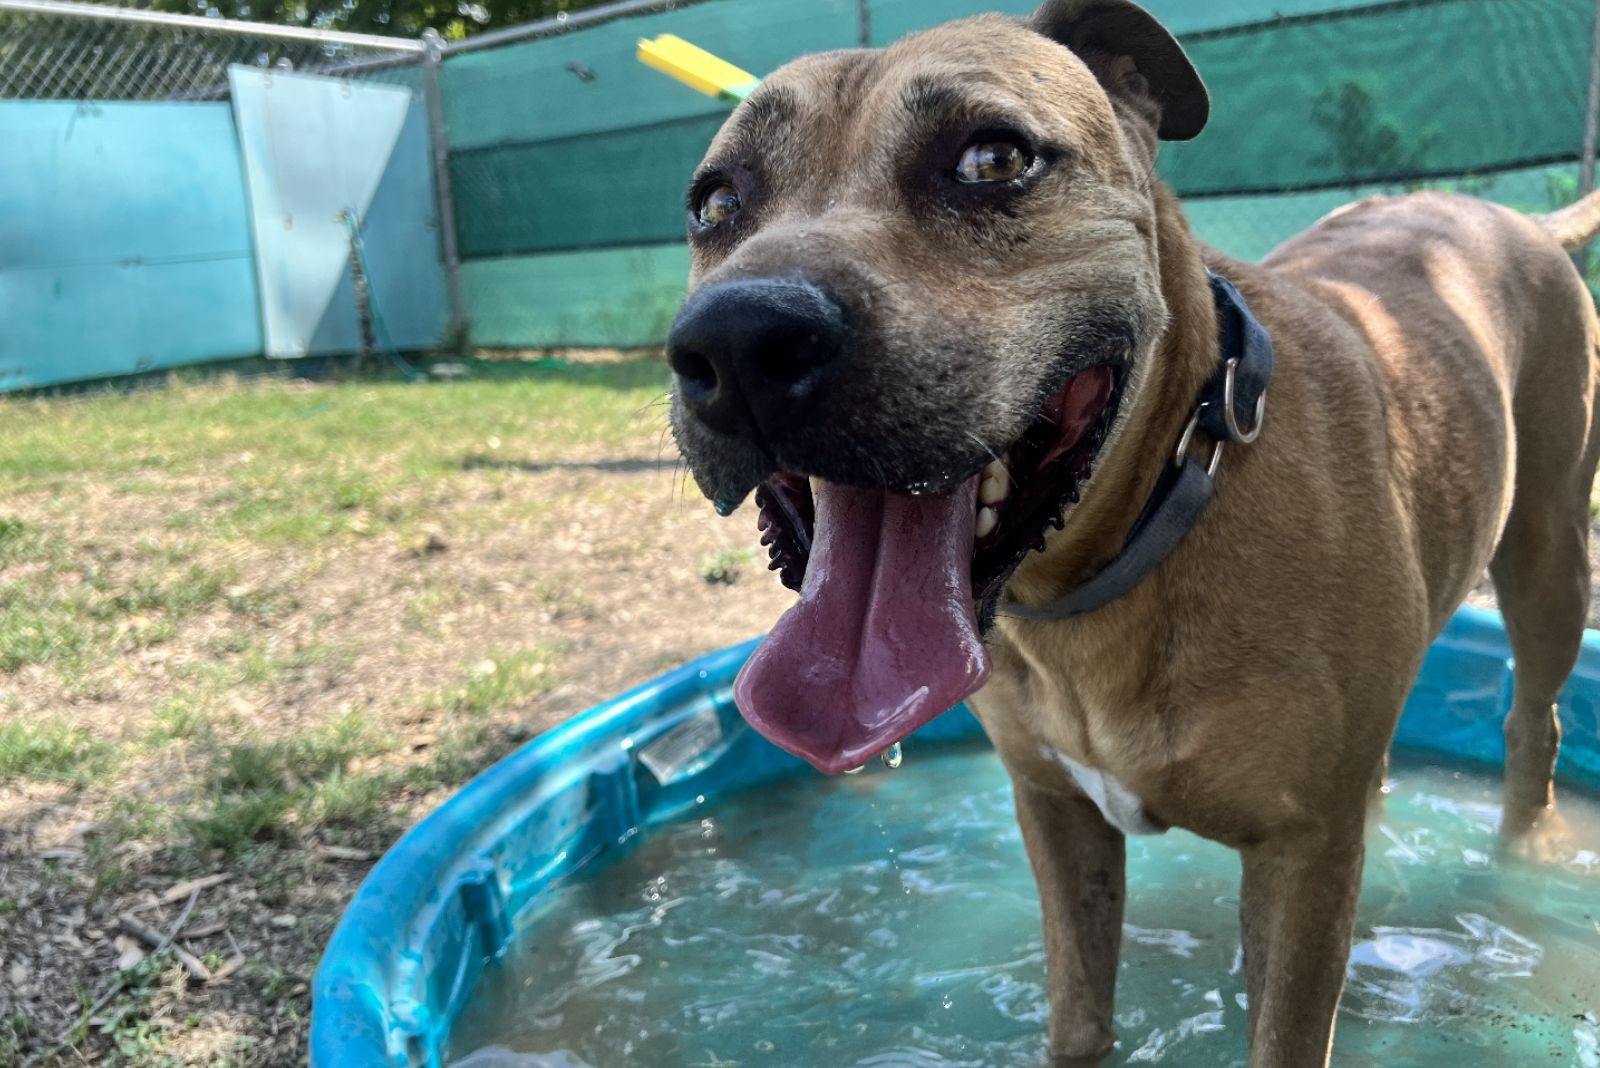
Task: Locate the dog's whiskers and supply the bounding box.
[635,390,672,420]
[673,458,690,506]
[655,425,678,478]
[966,431,1012,479]
[868,455,890,489]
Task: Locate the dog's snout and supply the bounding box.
[667,279,846,439]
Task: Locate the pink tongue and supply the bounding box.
[734,476,991,774]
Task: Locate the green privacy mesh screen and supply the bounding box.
[443,0,1600,347]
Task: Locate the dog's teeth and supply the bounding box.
[975,506,999,539]
[979,463,1010,505]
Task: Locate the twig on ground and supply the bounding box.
[119,910,213,983]
[159,873,229,904]
[314,844,376,862]
[38,888,203,1064]
[208,953,247,984]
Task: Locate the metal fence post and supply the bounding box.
[421,27,468,348]
[857,0,871,48]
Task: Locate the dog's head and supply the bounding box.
[665,0,1208,771]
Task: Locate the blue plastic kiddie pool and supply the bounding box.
[308,606,1600,1067]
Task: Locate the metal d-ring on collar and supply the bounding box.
[1172,354,1268,477]
[1002,270,1273,622]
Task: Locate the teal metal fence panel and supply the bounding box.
[443,0,858,349]
[441,0,1597,352]
[866,0,1403,41]
[1161,0,1592,197]
[462,243,691,349]
[0,101,262,391]
[229,67,448,359]
[7,0,1593,372]
[318,99,451,355]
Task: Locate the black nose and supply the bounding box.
[667,279,846,439]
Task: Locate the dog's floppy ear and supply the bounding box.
[1030,0,1208,141]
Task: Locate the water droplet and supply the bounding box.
[881,742,903,769]
[844,764,865,775]
[714,497,741,516]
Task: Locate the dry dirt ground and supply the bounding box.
[1,357,1596,1068]
[0,358,790,1066]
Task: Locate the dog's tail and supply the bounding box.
[1538,186,1600,250]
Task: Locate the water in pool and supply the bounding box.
[449,745,1600,1067]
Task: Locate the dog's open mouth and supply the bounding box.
[733,363,1127,774]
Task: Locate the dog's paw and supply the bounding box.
[1499,804,1576,866]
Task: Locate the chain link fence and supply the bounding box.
[4,0,1599,361]
[0,0,425,100]
[0,0,715,102]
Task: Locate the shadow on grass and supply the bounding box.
[459,456,666,475]
[461,354,666,390]
[3,350,668,401]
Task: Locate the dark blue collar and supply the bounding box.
[1003,271,1273,621]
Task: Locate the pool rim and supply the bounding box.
[309,606,1600,1067]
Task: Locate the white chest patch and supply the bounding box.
[1041,746,1166,837]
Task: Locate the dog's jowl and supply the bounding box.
[666,1,1600,1065]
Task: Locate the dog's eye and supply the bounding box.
[696,183,741,226]
[955,139,1031,184]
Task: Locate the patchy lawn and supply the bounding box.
[0,358,790,1067]
[6,355,1600,1068]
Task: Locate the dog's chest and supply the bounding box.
[1040,745,1166,837]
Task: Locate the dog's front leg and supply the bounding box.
[1013,778,1126,1066]
[1237,829,1365,1068]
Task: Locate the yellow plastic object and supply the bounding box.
[637,34,760,104]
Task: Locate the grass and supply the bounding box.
[438,645,562,716]
[0,514,58,566]
[0,719,119,785]
[0,360,667,492]
[0,357,694,1066]
[0,357,659,804]
[146,699,209,743]
[94,641,567,860]
[699,547,753,585]
[65,956,220,1067]
[181,710,395,855]
[0,360,667,688]
[2,1014,34,1066]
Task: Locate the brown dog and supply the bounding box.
[664,2,1600,1064]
